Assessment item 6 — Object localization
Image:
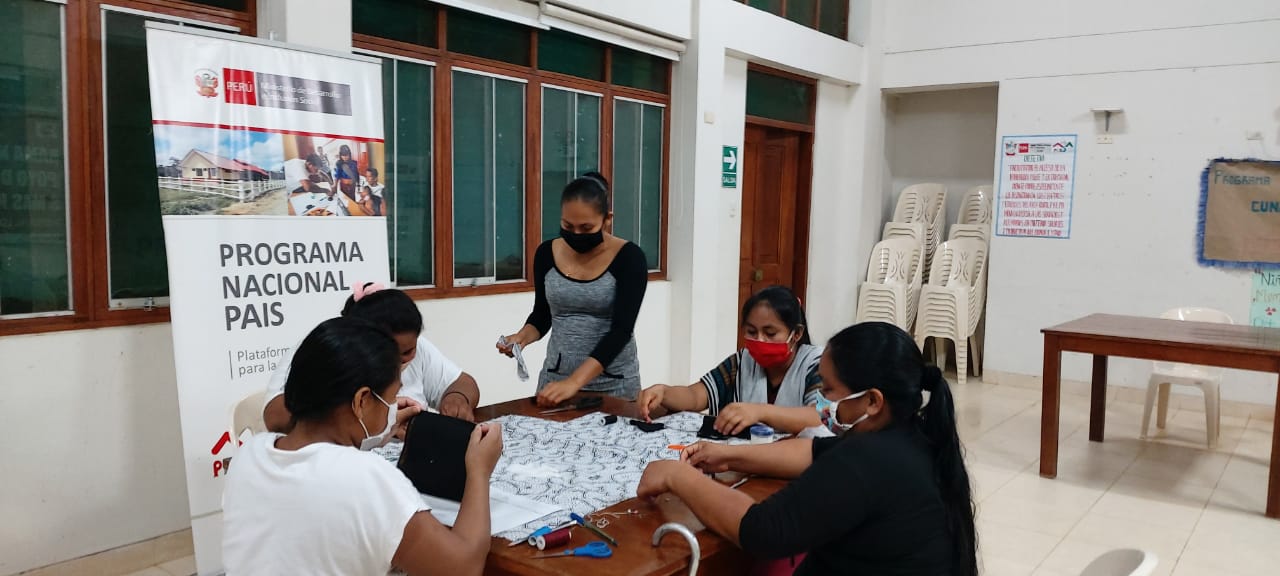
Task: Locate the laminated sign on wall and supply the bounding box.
[145,24,389,574]
[995,134,1077,239]
[1198,159,1280,268]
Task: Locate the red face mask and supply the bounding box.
[745,334,795,368]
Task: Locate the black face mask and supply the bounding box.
[560,227,604,253]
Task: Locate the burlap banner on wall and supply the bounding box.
[1199,159,1280,268]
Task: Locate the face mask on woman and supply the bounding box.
[744,332,796,368]
[356,393,398,451]
[815,390,870,435]
[560,227,604,253]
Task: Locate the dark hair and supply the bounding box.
[825,322,977,576]
[340,284,423,336]
[561,171,611,215]
[283,317,400,422]
[366,167,379,178]
[339,144,352,157]
[304,153,324,168]
[741,285,811,346]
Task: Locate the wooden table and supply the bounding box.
[1039,314,1280,518]
[474,396,786,575]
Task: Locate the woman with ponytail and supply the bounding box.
[637,321,978,576]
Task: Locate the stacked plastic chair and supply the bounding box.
[897,183,947,282]
[855,238,923,332]
[914,238,988,385]
[958,185,993,225]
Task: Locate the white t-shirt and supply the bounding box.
[223,433,428,575]
[266,335,463,409]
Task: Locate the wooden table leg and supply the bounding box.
[1040,334,1062,479]
[1089,355,1108,443]
[1268,373,1280,519]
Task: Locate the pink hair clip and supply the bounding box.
[352,282,386,302]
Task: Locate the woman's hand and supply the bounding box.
[715,402,764,436]
[464,424,504,479]
[637,385,668,422]
[681,442,735,474]
[439,393,475,422]
[496,333,530,358]
[535,379,583,407]
[637,460,693,500]
[392,397,424,441]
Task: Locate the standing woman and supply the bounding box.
[637,322,978,576]
[498,172,648,406]
[333,144,361,201]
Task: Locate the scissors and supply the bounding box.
[531,541,612,559]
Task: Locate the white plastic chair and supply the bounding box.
[892,184,928,224]
[856,238,923,332]
[914,239,987,385]
[948,223,990,244]
[959,185,993,225]
[1078,549,1158,576]
[1141,308,1233,447]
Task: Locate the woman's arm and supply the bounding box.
[519,242,555,344]
[638,463,754,545]
[753,405,822,434]
[684,439,814,479]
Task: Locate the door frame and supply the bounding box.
[739,118,814,311]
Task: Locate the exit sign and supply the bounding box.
[722,145,738,188]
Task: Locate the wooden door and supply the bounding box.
[739,123,809,319]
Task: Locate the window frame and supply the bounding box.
[738,0,849,40]
[539,82,604,243]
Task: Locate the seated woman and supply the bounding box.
[264,283,481,432]
[224,317,503,576]
[637,322,978,576]
[637,286,822,435]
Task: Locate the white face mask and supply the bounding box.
[815,390,871,435]
[356,392,397,451]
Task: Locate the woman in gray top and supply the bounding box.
[498,172,648,407]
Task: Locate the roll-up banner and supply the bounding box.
[145,23,389,574]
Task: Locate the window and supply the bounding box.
[746,69,815,125]
[611,47,668,94]
[354,0,438,48]
[540,86,600,241]
[378,56,435,287]
[185,0,248,10]
[446,9,530,66]
[740,0,849,40]
[451,69,525,285]
[538,29,605,81]
[0,0,69,318]
[612,99,664,270]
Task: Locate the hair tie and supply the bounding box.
[351,282,386,302]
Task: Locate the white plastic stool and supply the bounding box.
[1140,308,1232,447]
[1079,549,1157,576]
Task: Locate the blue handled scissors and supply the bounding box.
[531,541,612,559]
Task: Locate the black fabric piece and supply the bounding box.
[397,412,476,501]
[697,414,751,440]
[629,420,665,433]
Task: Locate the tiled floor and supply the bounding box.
[117,377,1275,576]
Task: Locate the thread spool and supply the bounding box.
[535,527,573,550]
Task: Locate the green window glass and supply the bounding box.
[354,0,438,48]
[747,0,784,14]
[540,86,600,241]
[818,0,847,38]
[452,69,525,284]
[745,69,813,125]
[447,9,530,66]
[104,10,174,305]
[785,0,817,27]
[0,0,69,317]
[611,47,668,94]
[537,29,605,81]
[612,99,663,270]
[185,0,248,10]
[380,57,435,287]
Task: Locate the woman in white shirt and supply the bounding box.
[264,283,481,432]
[224,317,503,576]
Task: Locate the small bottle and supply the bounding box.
[749,424,775,444]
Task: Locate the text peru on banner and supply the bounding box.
[145,24,389,574]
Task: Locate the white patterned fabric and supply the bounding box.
[377,411,708,541]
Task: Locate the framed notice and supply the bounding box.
[995,134,1077,239]
[1198,159,1280,268]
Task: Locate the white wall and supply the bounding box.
[986,63,1280,405]
[0,325,189,574]
[551,0,692,40]
[884,86,998,226]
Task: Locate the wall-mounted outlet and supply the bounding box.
[1096,135,1114,144]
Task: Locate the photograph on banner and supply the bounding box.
[153,124,287,216]
[283,135,386,217]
